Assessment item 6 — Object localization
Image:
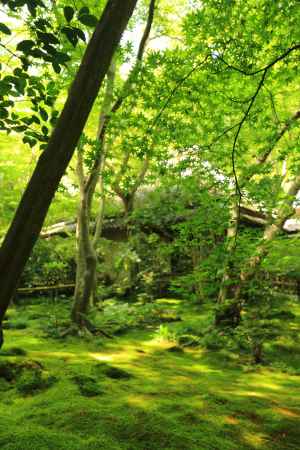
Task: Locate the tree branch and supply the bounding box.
[219,44,300,76]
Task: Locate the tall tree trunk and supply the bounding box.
[0,0,138,341]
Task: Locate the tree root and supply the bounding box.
[60,319,112,339]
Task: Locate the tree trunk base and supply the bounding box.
[215,299,241,328]
[62,317,112,339]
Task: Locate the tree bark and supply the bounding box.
[72,149,98,325]
[0,0,138,334]
[71,0,157,321]
[72,60,116,324]
[218,201,239,303]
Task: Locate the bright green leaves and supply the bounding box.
[0,108,9,119]
[15,20,71,74]
[0,23,11,35]
[61,26,86,47]
[78,6,90,16]
[0,80,11,96]
[2,0,44,17]
[0,0,96,153]
[60,5,96,46]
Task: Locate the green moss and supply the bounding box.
[2,319,28,330]
[92,363,132,380]
[0,346,27,356]
[0,299,300,449]
[72,374,103,397]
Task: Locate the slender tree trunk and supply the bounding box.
[217,174,300,327]
[237,175,300,291]
[72,151,98,325]
[72,61,116,325]
[218,201,239,303]
[217,110,300,309]
[0,0,138,340]
[71,1,157,321]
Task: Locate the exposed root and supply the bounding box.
[60,319,112,339]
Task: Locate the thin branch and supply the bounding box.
[147,54,210,134]
[255,109,300,165]
[0,42,20,59]
[230,69,268,248]
[201,122,241,150]
[219,44,300,76]
[266,87,280,125]
[137,0,156,61]
[111,0,156,115]
[231,69,268,198]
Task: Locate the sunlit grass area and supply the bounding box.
[1,298,300,450]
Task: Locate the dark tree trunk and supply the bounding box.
[0,0,138,340]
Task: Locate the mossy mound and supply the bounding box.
[16,370,56,395]
[0,347,27,357]
[0,359,56,394]
[2,320,28,330]
[92,362,132,380]
[0,360,17,381]
[72,374,103,397]
[177,334,201,347]
[167,345,184,354]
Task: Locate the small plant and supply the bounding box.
[155,324,176,342]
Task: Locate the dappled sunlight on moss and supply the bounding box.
[273,407,300,418]
[126,394,154,408]
[155,298,182,305]
[224,415,240,425]
[242,430,267,448]
[2,298,300,450]
[247,380,282,391]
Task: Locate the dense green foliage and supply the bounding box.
[0,0,299,448]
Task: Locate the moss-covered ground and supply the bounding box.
[0,297,300,450]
